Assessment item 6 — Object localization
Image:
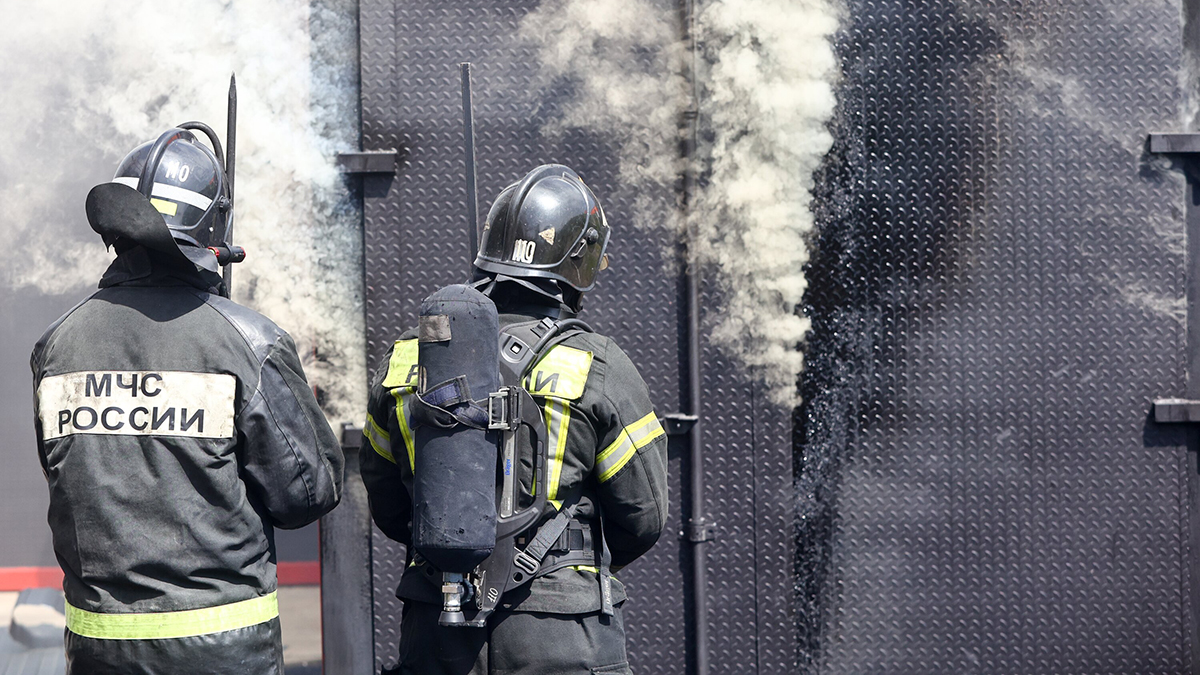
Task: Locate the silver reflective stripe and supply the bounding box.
[364,413,394,464]
[596,413,664,483]
[111,178,214,210]
[596,432,634,483]
[544,399,571,505]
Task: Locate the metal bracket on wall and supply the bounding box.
[1150,134,1200,154]
[1149,134,1200,426]
[336,150,399,174]
[1153,399,1200,423]
[342,423,364,448]
[1149,133,1200,180]
[687,520,716,543]
[661,413,699,436]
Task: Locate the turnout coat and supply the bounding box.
[362,308,669,674]
[31,246,343,675]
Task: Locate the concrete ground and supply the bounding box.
[279,585,323,670]
[0,586,323,674]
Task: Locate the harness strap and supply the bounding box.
[411,376,491,429]
[513,494,581,577]
[595,504,615,616]
[512,493,613,614]
[532,524,596,576]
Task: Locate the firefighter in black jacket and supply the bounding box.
[31,127,344,675]
[362,165,668,674]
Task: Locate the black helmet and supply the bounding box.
[474,164,611,292]
[112,126,231,249]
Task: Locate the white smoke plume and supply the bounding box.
[522,0,840,407]
[0,1,365,424]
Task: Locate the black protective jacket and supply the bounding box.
[31,247,344,675]
[361,309,669,616]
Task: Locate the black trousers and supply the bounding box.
[391,600,632,675]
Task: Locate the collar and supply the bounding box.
[98,245,226,295]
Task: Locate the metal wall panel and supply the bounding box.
[802,1,1190,672]
[357,0,798,672]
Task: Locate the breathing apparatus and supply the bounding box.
[410,67,614,627]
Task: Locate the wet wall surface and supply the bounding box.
[802,0,1191,672]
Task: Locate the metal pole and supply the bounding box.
[460,63,480,265]
[681,2,711,674]
[224,74,237,290]
[320,426,376,675]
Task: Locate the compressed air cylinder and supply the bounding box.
[412,284,499,574]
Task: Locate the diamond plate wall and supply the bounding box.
[357,0,797,672]
[802,0,1191,673]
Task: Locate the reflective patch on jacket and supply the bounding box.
[525,345,593,401]
[382,339,420,389]
[38,371,236,440]
[526,345,593,507]
[543,398,572,509]
[381,339,419,470]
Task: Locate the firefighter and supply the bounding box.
[362,164,668,674]
[30,127,344,674]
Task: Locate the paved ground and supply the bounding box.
[279,585,323,669]
[0,586,323,674]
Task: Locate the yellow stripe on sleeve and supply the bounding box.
[364,413,394,464]
[596,413,664,483]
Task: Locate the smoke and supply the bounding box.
[0,0,365,425]
[521,0,840,407]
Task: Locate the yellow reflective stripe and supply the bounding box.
[66,592,278,640]
[571,566,600,574]
[596,431,634,483]
[380,340,418,470]
[382,339,420,388]
[596,413,664,483]
[626,412,665,449]
[364,414,394,464]
[544,399,571,503]
[391,390,416,471]
[526,346,593,400]
[149,198,178,216]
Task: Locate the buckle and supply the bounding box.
[488,387,523,431]
[513,548,540,576]
[487,390,510,430]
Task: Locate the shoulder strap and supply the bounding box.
[498,317,593,388]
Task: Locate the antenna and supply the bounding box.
[460,63,479,267]
[224,74,237,289]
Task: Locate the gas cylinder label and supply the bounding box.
[38,371,237,440]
